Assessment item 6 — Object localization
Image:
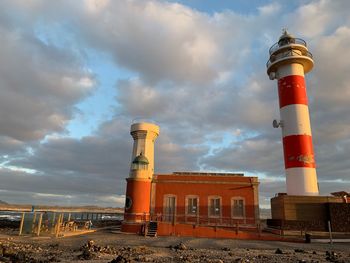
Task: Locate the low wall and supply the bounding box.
[269,196,350,232]
[157,222,281,240]
[329,203,350,232]
[266,219,327,231]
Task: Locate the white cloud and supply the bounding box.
[1,0,350,207]
[0,17,95,141]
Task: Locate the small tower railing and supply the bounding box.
[269,38,307,55]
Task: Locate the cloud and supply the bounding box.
[0,136,25,156]
[0,10,95,141]
[1,0,350,208]
[289,0,350,38]
[77,1,223,84]
[202,135,284,176]
[3,118,207,205]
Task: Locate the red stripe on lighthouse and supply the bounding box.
[283,135,315,169]
[278,75,308,108]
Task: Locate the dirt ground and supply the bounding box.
[0,227,349,263]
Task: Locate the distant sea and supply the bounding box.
[0,211,123,221]
[0,211,22,221]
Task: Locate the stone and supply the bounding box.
[78,248,95,260]
[174,242,187,250]
[87,240,95,249]
[275,248,283,254]
[2,247,16,258]
[109,255,134,263]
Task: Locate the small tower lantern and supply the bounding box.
[131,152,149,171]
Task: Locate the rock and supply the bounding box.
[13,251,27,263]
[326,251,339,262]
[0,256,10,263]
[78,248,95,260]
[48,243,59,249]
[174,242,187,250]
[87,240,95,249]
[109,255,134,263]
[275,248,283,254]
[295,248,306,253]
[2,247,16,258]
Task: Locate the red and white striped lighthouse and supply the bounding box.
[267,30,319,196]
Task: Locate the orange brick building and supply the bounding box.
[121,122,260,238]
[150,172,260,237]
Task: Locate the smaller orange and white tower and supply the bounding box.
[121,122,159,233]
[267,30,318,196]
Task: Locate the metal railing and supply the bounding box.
[266,49,313,68]
[149,213,257,227]
[269,38,307,55]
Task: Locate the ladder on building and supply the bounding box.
[146,221,158,237]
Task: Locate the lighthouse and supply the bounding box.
[267,30,318,196]
[121,122,159,233]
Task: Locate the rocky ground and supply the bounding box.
[0,225,349,263]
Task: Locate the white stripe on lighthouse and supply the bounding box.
[286,167,319,195]
[280,104,312,137]
[278,63,305,79]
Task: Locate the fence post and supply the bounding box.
[32,213,37,234]
[18,212,25,236]
[328,220,333,244]
[37,213,43,236]
[55,214,62,238]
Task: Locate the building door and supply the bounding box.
[164,196,176,223]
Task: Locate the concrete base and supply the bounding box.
[271,194,344,221]
[268,194,350,231]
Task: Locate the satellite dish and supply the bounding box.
[272,119,279,128]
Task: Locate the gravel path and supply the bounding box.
[0,228,349,262]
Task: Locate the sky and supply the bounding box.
[0,0,350,208]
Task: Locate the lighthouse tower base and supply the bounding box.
[121,222,145,234]
[121,178,152,234]
[268,194,350,232]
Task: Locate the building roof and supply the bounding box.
[172,172,244,177]
[331,191,350,197]
[153,172,259,185]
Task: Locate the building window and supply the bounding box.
[208,196,221,217]
[163,195,176,222]
[186,196,198,216]
[232,198,245,218]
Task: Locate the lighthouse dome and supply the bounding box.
[278,30,295,46]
